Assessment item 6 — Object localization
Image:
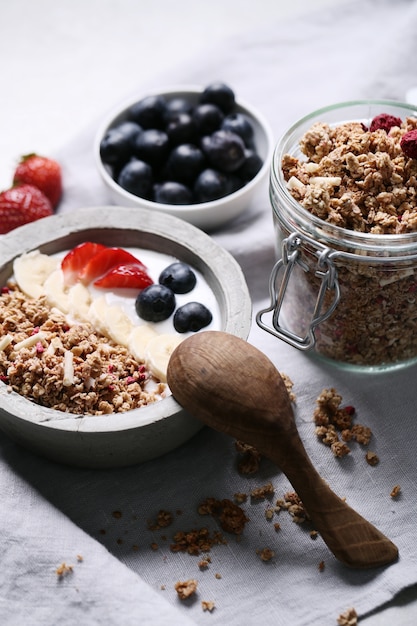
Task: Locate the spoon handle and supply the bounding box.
[272,440,398,569]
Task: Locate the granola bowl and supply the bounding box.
[257,100,417,371]
[0,206,251,468]
[94,85,274,231]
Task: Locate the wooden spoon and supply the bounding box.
[167,331,398,569]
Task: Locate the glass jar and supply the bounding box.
[257,100,417,371]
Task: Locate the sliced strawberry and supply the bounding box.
[61,242,107,286]
[94,263,153,290]
[79,247,147,285]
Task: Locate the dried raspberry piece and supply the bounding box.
[370,113,402,133]
[400,129,417,159]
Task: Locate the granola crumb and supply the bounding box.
[390,484,401,498]
[198,557,211,569]
[55,562,73,577]
[250,482,275,501]
[112,510,122,519]
[365,451,379,466]
[170,527,226,555]
[76,554,83,562]
[198,497,249,535]
[265,507,274,521]
[310,530,319,540]
[337,607,358,626]
[257,547,275,562]
[280,371,296,402]
[147,510,174,531]
[318,560,325,572]
[202,600,215,612]
[233,492,248,504]
[235,440,262,474]
[274,523,281,532]
[174,579,198,600]
[150,542,159,551]
[215,573,222,579]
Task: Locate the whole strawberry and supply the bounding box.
[13,153,62,208]
[0,184,53,234]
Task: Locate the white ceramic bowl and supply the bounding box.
[0,206,252,468]
[94,85,274,231]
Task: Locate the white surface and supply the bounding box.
[2,1,417,625]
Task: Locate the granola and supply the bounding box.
[0,286,165,415]
[174,579,198,600]
[313,388,372,459]
[280,114,417,366]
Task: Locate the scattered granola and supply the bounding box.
[390,484,401,498]
[55,562,73,577]
[314,388,372,459]
[174,579,198,600]
[337,607,358,626]
[250,482,275,501]
[365,451,379,466]
[318,560,325,572]
[257,547,275,562]
[147,510,174,531]
[282,491,309,524]
[198,498,249,535]
[235,440,262,474]
[170,528,226,555]
[0,286,165,415]
[201,600,215,612]
[198,557,211,569]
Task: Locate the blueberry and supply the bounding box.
[201,130,246,173]
[166,113,198,146]
[135,284,176,322]
[163,97,193,122]
[159,262,197,294]
[173,302,213,333]
[200,82,235,114]
[165,144,206,184]
[192,103,224,135]
[129,95,167,129]
[237,149,263,182]
[100,122,142,166]
[153,181,193,205]
[221,113,254,147]
[117,159,153,197]
[133,129,170,168]
[193,168,229,203]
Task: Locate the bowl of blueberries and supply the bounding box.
[95,82,274,230]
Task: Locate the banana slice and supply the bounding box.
[13,250,58,298]
[43,269,70,313]
[68,282,91,322]
[88,296,111,338]
[145,333,183,382]
[128,324,158,362]
[104,304,133,348]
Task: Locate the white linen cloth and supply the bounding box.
[2,0,417,624]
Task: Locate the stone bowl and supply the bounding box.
[0,206,251,468]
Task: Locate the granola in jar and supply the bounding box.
[265,101,417,369]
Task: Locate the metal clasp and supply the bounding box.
[256,232,341,351]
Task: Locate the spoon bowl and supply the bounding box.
[167,330,398,569]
